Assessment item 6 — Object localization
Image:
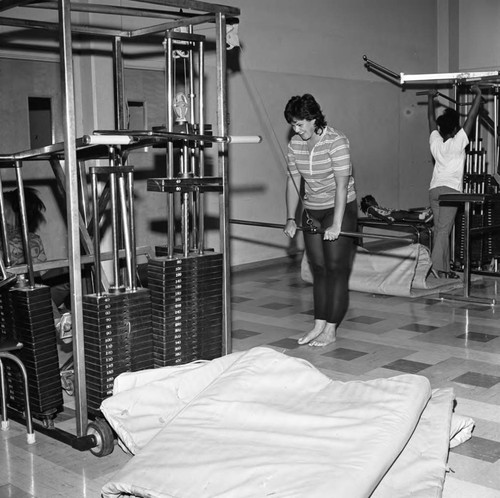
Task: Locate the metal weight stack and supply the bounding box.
[0,289,14,341]
[0,177,62,425]
[148,252,222,367]
[83,156,153,414]
[145,27,226,366]
[83,288,152,413]
[454,208,492,268]
[454,173,499,270]
[5,281,63,419]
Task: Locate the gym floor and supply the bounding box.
[2,256,500,497]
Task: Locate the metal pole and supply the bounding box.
[112,36,126,130]
[112,36,135,286]
[91,169,102,297]
[188,26,197,252]
[215,12,231,355]
[495,90,499,176]
[13,164,35,287]
[0,174,11,268]
[127,169,137,290]
[165,34,175,258]
[198,39,205,254]
[118,171,133,288]
[58,0,87,437]
[108,147,121,289]
[362,55,400,80]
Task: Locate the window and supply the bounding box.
[28,97,52,149]
[127,101,146,131]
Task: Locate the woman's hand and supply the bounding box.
[470,84,481,97]
[324,225,340,241]
[283,219,297,238]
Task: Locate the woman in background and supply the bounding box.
[3,187,71,337]
[3,187,47,266]
[427,85,482,278]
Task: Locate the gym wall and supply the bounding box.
[0,0,496,268]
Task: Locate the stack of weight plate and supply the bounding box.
[0,289,14,408]
[5,283,63,417]
[148,252,223,367]
[454,206,493,268]
[82,287,153,414]
[0,287,14,341]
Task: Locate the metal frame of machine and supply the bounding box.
[0,0,240,454]
[363,54,500,303]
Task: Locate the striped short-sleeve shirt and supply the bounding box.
[287,126,356,210]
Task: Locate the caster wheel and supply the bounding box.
[61,374,74,397]
[86,418,114,457]
[35,409,56,429]
[42,417,54,429]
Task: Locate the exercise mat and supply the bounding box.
[101,347,454,498]
[301,243,464,297]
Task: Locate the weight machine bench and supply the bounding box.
[357,217,433,250]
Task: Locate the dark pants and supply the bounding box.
[303,200,358,324]
[429,186,458,273]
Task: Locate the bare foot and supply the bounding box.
[309,323,337,347]
[298,319,326,345]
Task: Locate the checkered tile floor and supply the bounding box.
[3,257,500,497]
[231,259,500,497]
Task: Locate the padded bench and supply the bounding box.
[357,217,433,250]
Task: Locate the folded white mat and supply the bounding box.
[101,347,453,498]
[301,244,463,297]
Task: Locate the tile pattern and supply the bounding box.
[231,260,500,498]
[2,259,500,497]
[383,358,432,374]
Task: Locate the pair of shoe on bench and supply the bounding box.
[361,195,433,224]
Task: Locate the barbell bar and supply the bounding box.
[415,90,460,106]
[229,219,416,242]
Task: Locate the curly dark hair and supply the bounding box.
[284,94,327,134]
[360,195,378,214]
[437,108,460,136]
[4,187,46,232]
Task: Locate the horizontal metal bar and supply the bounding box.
[6,245,153,274]
[229,219,416,242]
[131,14,213,38]
[0,129,231,163]
[0,15,128,37]
[362,55,400,80]
[164,28,207,41]
[30,2,199,20]
[415,90,460,106]
[83,135,135,145]
[0,0,240,16]
[401,70,500,84]
[228,135,262,144]
[94,129,226,143]
[136,0,240,16]
[0,0,35,14]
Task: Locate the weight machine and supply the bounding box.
[0,0,258,456]
[363,55,500,303]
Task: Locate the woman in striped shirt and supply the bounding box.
[283,94,357,347]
